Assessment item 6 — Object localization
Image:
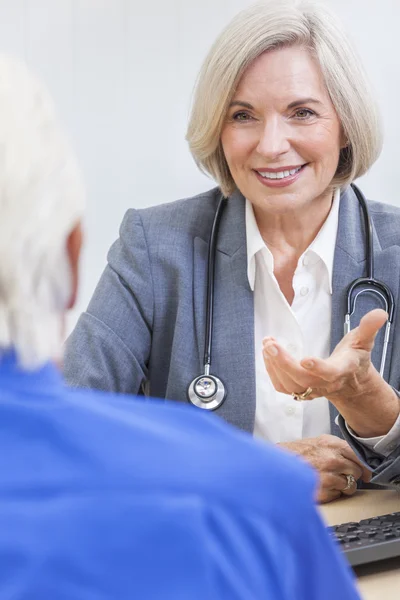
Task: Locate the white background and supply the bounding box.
[0,0,396,328]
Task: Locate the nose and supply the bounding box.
[256,117,291,159]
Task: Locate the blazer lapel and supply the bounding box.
[192,190,255,432]
[330,186,400,436]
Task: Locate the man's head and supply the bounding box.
[0,55,85,368]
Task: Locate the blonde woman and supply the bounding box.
[0,52,360,600]
[66,0,400,503]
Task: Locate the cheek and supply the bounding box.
[319,123,342,156]
[302,129,341,167]
[221,128,253,167]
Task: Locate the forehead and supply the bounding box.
[234,46,328,101]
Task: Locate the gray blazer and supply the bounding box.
[64,186,400,486]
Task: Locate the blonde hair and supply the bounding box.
[187,0,382,197]
[0,55,85,368]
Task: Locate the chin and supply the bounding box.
[255,189,306,209]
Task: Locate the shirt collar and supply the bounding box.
[245,188,341,293]
[245,198,268,290]
[308,187,341,294]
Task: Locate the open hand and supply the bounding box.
[262,308,387,401]
[263,309,399,437]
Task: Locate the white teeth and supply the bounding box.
[258,166,302,180]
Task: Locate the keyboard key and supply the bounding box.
[358,531,377,538]
[336,523,359,533]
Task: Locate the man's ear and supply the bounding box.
[66,222,83,310]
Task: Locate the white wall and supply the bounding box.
[0,0,396,328]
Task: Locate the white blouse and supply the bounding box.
[246,189,399,456]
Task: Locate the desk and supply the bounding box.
[321,491,400,600]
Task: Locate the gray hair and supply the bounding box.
[187,0,382,197]
[0,55,85,368]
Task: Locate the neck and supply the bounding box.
[252,188,335,306]
[253,188,335,260]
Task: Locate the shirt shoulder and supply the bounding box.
[0,381,317,542]
[65,386,318,526]
[1,384,356,600]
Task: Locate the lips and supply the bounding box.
[257,166,302,180]
[253,164,307,188]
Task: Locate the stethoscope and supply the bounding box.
[187,183,395,410]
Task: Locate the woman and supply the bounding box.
[65,0,400,502]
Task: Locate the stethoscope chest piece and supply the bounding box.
[188,374,226,410]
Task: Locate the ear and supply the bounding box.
[66,222,83,310]
[340,129,349,150]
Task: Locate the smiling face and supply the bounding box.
[220,45,344,216]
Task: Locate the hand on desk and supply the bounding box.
[278,434,371,504]
[263,308,400,438]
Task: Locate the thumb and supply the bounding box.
[361,467,372,483]
[354,309,388,351]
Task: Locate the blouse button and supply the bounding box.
[300,286,309,297]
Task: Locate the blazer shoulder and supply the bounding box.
[125,187,222,241]
[367,198,400,248]
[368,198,400,217]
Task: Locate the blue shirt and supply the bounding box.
[0,353,359,599]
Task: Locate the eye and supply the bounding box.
[294,108,315,120]
[232,111,253,122]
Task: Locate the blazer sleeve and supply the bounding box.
[63,209,154,394]
[338,412,400,488]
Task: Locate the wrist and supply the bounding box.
[331,369,400,437]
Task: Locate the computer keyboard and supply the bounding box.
[330,511,400,567]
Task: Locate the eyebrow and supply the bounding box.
[228,101,254,109]
[287,97,323,109]
[228,97,323,110]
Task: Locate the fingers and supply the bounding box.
[318,488,342,504]
[332,455,363,482]
[263,347,296,394]
[298,309,388,383]
[262,309,388,402]
[299,355,344,384]
[265,359,303,396]
[263,340,349,395]
[339,444,372,482]
[298,436,369,503]
[317,471,358,503]
[362,469,372,483]
[355,309,388,352]
[340,473,358,497]
[263,339,320,394]
[317,472,349,503]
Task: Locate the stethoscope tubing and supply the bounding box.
[188,184,395,408]
[346,184,395,376]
